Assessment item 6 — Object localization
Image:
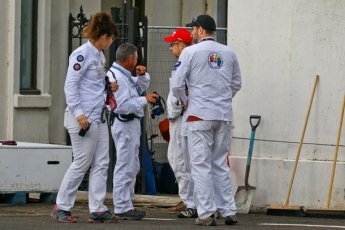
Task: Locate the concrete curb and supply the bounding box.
[75,191,181,207]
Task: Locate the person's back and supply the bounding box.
[176,40,241,121]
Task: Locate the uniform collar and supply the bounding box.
[198,37,215,43]
[87,40,102,55]
[113,62,131,77]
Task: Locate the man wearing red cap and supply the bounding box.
[163,29,192,213]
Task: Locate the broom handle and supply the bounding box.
[326,92,345,209]
[284,75,319,206]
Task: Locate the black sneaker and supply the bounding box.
[177,208,198,218]
[51,205,77,223]
[225,215,238,225]
[88,211,120,223]
[115,209,146,220]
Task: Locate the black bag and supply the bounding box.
[160,163,178,194]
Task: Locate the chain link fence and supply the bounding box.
[145,26,227,163]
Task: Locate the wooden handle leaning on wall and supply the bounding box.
[326,91,345,209]
[284,75,319,206]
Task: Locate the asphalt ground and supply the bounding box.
[1,194,345,229]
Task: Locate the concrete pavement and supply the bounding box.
[1,192,345,230]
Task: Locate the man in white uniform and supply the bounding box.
[107,43,158,220]
[163,29,192,213]
[171,15,242,226]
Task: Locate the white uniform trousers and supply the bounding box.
[112,118,141,214]
[188,120,237,219]
[181,135,196,209]
[167,115,188,203]
[57,111,109,213]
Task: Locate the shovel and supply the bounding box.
[235,115,261,213]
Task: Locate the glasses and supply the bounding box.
[111,36,116,42]
[170,42,180,47]
[192,18,201,27]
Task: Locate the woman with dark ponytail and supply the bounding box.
[51,12,120,224]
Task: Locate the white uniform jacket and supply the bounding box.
[167,78,184,120]
[64,40,106,121]
[171,38,242,121]
[108,62,150,117]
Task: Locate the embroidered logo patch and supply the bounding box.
[208,53,223,69]
[173,61,181,71]
[73,63,81,71]
[77,55,84,62]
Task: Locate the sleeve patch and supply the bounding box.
[73,63,81,71]
[77,55,84,62]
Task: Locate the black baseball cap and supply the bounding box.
[185,15,216,31]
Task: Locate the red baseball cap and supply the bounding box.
[164,28,192,44]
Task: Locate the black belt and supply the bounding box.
[101,107,140,125]
[116,113,141,122]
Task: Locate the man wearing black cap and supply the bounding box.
[171,14,242,226]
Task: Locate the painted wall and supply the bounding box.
[70,0,101,18]
[48,1,101,144]
[0,0,9,139]
[13,0,52,143]
[228,0,345,209]
[0,0,101,144]
[49,1,70,144]
[146,0,218,26]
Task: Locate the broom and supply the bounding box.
[266,75,319,216]
[306,91,345,217]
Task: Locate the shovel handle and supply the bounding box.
[247,115,261,166]
[245,115,261,189]
[250,115,261,131]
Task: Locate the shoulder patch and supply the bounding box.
[208,53,223,69]
[173,61,181,71]
[77,55,84,62]
[73,63,81,71]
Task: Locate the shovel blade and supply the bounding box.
[234,185,256,214]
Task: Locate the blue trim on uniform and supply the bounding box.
[173,61,181,71]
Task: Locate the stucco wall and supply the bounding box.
[12,0,52,143]
[228,0,345,209]
[0,0,9,139]
[48,1,101,145]
[48,1,70,144]
[70,0,101,19]
[146,0,218,26]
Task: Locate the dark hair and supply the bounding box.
[116,43,138,62]
[194,26,215,36]
[82,12,119,40]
